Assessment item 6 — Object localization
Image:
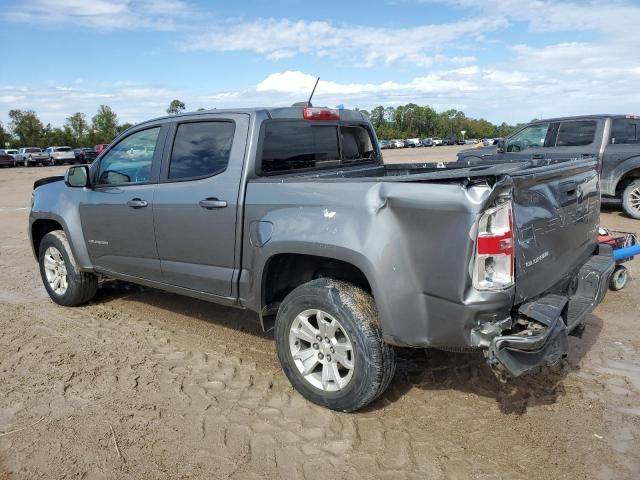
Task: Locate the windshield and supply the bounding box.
[54,147,72,152]
[25,148,41,153]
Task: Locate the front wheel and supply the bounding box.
[622,179,640,220]
[274,279,396,412]
[38,230,98,306]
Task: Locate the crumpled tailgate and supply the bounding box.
[510,160,600,303]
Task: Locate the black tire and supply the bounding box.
[622,179,640,220]
[274,278,396,412]
[38,230,97,306]
[609,265,628,291]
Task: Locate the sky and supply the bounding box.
[1,0,640,127]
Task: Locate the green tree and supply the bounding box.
[8,109,44,146]
[65,112,88,145]
[0,121,11,147]
[166,99,186,114]
[91,105,119,144]
[116,122,134,135]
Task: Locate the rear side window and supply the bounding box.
[260,122,377,174]
[555,120,597,147]
[610,118,640,144]
[168,121,235,180]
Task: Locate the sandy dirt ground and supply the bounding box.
[1,154,639,479]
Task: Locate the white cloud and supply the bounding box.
[181,17,509,67]
[5,0,193,31]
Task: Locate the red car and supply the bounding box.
[0,152,16,167]
[94,144,109,154]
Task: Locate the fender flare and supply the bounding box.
[607,155,640,196]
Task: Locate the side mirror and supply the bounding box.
[64,165,90,188]
[496,139,506,153]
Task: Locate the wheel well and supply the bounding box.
[616,168,640,195]
[261,254,372,331]
[31,219,63,258]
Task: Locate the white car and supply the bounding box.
[432,138,443,146]
[0,149,18,158]
[391,139,406,148]
[45,146,76,165]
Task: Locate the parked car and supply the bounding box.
[45,146,76,165]
[95,144,109,154]
[74,147,98,163]
[391,139,405,148]
[0,149,18,158]
[421,138,433,147]
[29,105,614,411]
[432,138,443,146]
[406,138,421,148]
[16,147,49,167]
[456,114,640,219]
[0,151,15,167]
[456,139,466,145]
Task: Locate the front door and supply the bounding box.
[80,125,165,280]
[503,121,553,162]
[153,114,249,297]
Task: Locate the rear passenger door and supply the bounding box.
[153,114,249,297]
[601,117,640,196]
[542,119,601,163]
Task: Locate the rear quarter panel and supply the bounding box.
[241,178,514,347]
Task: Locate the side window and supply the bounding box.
[506,123,550,152]
[555,120,597,147]
[97,127,160,185]
[168,121,235,180]
[341,125,376,161]
[610,118,640,145]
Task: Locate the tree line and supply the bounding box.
[0,105,132,149]
[0,100,522,149]
[359,104,522,140]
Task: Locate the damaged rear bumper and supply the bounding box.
[484,249,614,379]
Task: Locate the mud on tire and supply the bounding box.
[38,230,98,306]
[274,278,396,412]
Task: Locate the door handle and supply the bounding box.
[199,198,228,209]
[126,198,148,209]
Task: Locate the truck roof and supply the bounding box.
[536,114,637,123]
[134,106,369,129]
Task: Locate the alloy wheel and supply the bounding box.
[43,246,68,295]
[288,309,354,392]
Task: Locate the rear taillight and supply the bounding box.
[303,107,340,121]
[473,200,514,290]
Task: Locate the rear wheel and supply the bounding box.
[274,278,396,412]
[622,179,640,219]
[38,230,97,306]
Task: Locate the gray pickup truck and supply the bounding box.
[16,147,50,167]
[29,106,614,411]
[457,115,640,219]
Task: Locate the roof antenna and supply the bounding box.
[293,77,320,107]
